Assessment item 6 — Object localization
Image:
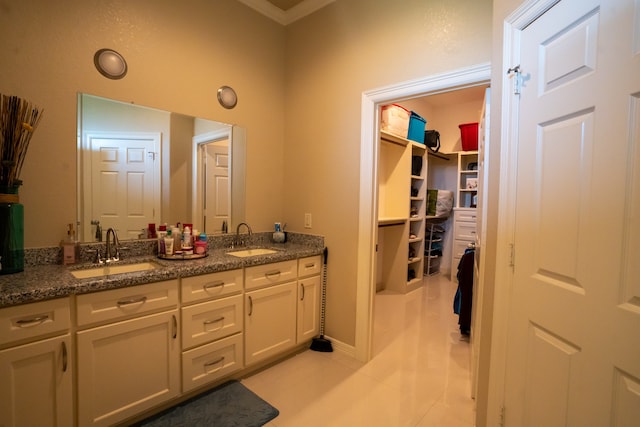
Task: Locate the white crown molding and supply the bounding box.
[237,0,335,25]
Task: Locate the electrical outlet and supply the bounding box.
[304,213,312,228]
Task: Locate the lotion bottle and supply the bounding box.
[164,229,174,256]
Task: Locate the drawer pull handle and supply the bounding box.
[300,283,305,301]
[61,341,68,372]
[204,356,225,369]
[248,296,253,316]
[305,262,315,268]
[117,296,147,307]
[203,316,225,326]
[203,280,224,290]
[15,315,49,326]
[265,270,281,278]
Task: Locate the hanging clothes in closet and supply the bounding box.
[454,245,475,335]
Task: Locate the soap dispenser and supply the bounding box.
[61,223,79,265]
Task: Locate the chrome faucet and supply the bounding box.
[235,222,252,247]
[105,227,121,262]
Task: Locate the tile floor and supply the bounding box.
[241,274,476,427]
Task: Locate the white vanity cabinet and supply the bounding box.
[297,255,322,343]
[451,208,477,280]
[0,298,73,427]
[180,270,244,393]
[76,280,180,427]
[245,260,298,365]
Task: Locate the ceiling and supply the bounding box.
[236,0,334,25]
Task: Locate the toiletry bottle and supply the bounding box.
[61,223,79,265]
[172,226,181,252]
[182,226,191,249]
[164,229,174,255]
[195,233,207,255]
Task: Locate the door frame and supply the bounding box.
[356,63,492,362]
[484,0,562,425]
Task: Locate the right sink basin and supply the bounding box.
[226,248,279,258]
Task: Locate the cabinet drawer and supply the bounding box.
[0,298,70,347]
[245,260,297,290]
[298,255,322,278]
[182,333,243,393]
[453,240,474,260]
[76,280,179,327]
[454,221,477,240]
[456,210,478,222]
[181,269,243,304]
[181,294,243,350]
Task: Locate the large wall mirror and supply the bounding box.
[77,93,246,242]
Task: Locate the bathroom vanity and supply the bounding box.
[0,236,323,427]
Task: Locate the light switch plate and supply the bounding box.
[304,213,312,228]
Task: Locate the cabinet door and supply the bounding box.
[0,334,73,427]
[77,309,180,427]
[297,275,321,343]
[245,282,297,365]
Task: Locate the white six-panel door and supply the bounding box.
[504,0,640,425]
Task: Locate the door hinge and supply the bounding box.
[500,405,506,426]
[506,65,521,95]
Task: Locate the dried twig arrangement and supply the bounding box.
[0,94,44,188]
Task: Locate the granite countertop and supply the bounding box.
[0,243,323,308]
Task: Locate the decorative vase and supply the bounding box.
[0,185,24,274]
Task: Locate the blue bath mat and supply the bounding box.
[134,380,279,427]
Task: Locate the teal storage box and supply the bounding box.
[407,111,426,143]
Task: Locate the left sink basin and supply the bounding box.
[70,261,162,279]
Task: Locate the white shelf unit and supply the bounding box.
[408,141,426,287]
[377,130,426,294]
[455,151,479,208]
[425,216,447,276]
[450,150,479,280]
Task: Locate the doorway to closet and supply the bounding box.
[355,63,491,391]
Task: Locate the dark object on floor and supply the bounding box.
[455,247,475,336]
[132,380,279,427]
[311,247,333,352]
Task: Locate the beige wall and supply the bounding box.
[2,0,492,350]
[283,0,492,345]
[0,0,286,247]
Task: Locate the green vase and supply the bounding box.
[0,185,24,274]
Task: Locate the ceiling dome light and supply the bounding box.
[94,49,128,80]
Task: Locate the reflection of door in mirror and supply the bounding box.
[82,132,160,241]
[203,139,229,233]
[193,130,231,234]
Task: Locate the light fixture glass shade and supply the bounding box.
[217,86,238,109]
[94,49,128,79]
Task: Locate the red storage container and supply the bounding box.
[459,122,479,151]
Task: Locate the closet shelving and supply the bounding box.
[456,151,479,208]
[425,216,447,276]
[408,140,426,288]
[377,130,425,294]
